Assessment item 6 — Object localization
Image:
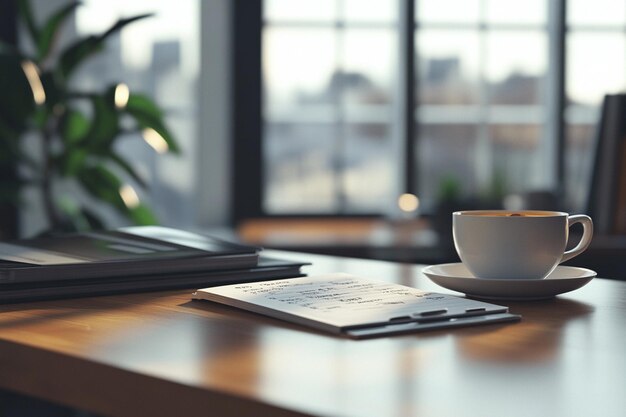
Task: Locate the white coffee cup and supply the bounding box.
[453,210,593,280]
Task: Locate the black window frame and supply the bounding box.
[231,0,569,224]
[0,0,19,239]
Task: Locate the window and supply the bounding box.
[415,0,550,209]
[565,0,626,209]
[235,0,626,221]
[263,0,399,214]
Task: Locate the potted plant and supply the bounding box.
[0,0,179,235]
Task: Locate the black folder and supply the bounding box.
[0,226,260,283]
[0,257,309,303]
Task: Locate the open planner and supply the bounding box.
[192,273,521,338]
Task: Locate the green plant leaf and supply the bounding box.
[59,148,88,176]
[84,95,119,151]
[59,13,153,79]
[124,93,162,118]
[77,165,125,210]
[56,199,107,231]
[127,203,158,225]
[17,0,40,46]
[57,197,88,232]
[108,152,147,188]
[77,165,156,225]
[125,93,180,154]
[79,207,105,230]
[33,107,49,129]
[101,13,153,38]
[37,1,81,62]
[60,109,90,145]
[57,36,101,80]
[437,175,462,203]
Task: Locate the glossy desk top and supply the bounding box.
[0,251,625,417]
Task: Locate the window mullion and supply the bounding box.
[398,0,416,198]
[548,0,567,199]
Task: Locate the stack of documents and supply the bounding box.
[0,226,308,302]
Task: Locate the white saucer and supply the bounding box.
[422,263,596,300]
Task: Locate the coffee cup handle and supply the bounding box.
[561,215,594,263]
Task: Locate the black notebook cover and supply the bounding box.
[0,257,309,303]
[0,226,260,283]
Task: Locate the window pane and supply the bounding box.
[486,31,547,105]
[417,123,548,209]
[264,0,336,22]
[568,0,626,26]
[417,124,480,206]
[417,31,480,105]
[344,123,394,211]
[488,124,548,193]
[417,0,480,23]
[262,1,558,216]
[264,28,337,110]
[344,0,396,23]
[565,123,596,211]
[485,0,546,25]
[263,29,337,213]
[417,27,550,208]
[264,120,395,214]
[263,24,397,213]
[264,123,338,213]
[567,33,626,106]
[344,29,396,98]
[342,29,396,210]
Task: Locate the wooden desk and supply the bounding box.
[0,251,625,417]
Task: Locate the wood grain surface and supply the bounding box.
[0,251,625,417]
